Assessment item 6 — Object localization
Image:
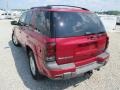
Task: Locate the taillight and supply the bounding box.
[46,42,56,62]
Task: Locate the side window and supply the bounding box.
[35,11,44,32]
[45,12,50,34]
[19,12,26,25]
[34,10,50,36]
[25,11,32,25]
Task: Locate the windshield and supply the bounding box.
[51,12,106,37]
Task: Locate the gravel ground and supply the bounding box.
[0,20,120,90]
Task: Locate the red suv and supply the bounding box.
[11,5,109,80]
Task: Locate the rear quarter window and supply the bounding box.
[34,10,50,36]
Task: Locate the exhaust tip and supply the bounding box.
[84,71,93,79]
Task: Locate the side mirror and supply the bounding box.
[11,21,18,25]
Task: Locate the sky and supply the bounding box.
[0,0,120,11]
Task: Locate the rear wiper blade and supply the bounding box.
[84,32,96,35]
[84,31,105,35]
[98,31,106,34]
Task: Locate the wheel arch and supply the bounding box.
[25,44,41,73]
[26,45,32,56]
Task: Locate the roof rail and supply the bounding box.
[46,5,89,11]
[31,6,46,9]
[31,5,89,11]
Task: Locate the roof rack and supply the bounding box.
[31,5,89,11]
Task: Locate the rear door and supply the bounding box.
[20,11,33,47]
[24,10,51,73]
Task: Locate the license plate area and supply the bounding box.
[77,42,97,51]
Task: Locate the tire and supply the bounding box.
[28,50,43,80]
[12,32,20,46]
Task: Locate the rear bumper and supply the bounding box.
[46,52,109,80]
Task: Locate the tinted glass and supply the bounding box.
[19,12,26,25]
[25,11,32,25]
[52,12,106,37]
[34,11,50,36]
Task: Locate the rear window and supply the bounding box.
[52,12,106,37]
